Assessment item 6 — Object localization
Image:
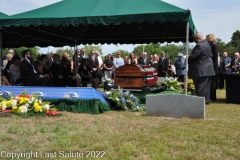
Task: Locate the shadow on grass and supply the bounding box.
[211,98,226,104]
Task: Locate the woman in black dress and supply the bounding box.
[128,53,137,64]
[151,54,159,70]
[78,58,99,88]
[206,34,218,101]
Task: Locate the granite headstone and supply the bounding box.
[146,94,205,119]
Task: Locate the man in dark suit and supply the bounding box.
[137,52,144,65]
[50,54,66,86]
[87,50,99,79]
[137,52,151,66]
[158,52,168,77]
[188,32,215,104]
[20,50,49,86]
[230,52,240,73]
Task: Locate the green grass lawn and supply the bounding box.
[0,89,240,160]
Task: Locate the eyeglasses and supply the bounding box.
[117,54,120,55]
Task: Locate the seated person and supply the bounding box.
[1,76,11,86]
[20,50,49,86]
[78,58,99,88]
[37,54,52,85]
[50,54,66,87]
[9,55,22,84]
[61,53,76,87]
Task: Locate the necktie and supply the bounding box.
[28,61,37,73]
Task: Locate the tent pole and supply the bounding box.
[0,28,2,86]
[184,21,189,95]
[74,41,79,86]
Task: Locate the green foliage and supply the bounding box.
[216,38,227,54]
[132,43,192,62]
[55,48,74,60]
[157,76,181,91]
[109,49,130,58]
[83,45,102,55]
[230,30,240,47]
[2,47,40,60]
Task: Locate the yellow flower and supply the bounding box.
[12,106,18,113]
[6,100,13,107]
[17,106,22,114]
[18,97,29,105]
[34,102,42,112]
[2,101,7,105]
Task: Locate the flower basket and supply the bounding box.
[157,76,181,91]
[103,87,142,111]
[0,90,60,117]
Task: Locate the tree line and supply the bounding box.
[2,30,240,62]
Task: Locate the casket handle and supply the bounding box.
[0,90,12,98]
[32,91,44,98]
[63,92,78,98]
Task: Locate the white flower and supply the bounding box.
[25,103,30,108]
[42,104,50,110]
[2,104,7,110]
[34,99,38,103]
[39,99,42,104]
[21,105,28,113]
[28,97,34,104]
[12,100,18,106]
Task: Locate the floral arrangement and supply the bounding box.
[187,79,195,95]
[0,90,59,116]
[102,75,114,90]
[157,76,181,91]
[102,77,114,87]
[103,87,142,111]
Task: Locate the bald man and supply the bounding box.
[188,32,215,105]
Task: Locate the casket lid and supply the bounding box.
[115,64,157,77]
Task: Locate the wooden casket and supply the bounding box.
[114,64,158,90]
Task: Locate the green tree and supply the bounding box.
[132,44,162,56]
[216,38,226,54]
[83,45,102,55]
[229,30,240,47]
[54,48,74,60]
[132,45,145,55]
[110,50,130,58]
[2,47,40,60]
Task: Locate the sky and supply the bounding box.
[0,0,240,55]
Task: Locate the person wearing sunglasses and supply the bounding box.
[113,51,124,71]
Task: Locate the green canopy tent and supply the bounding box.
[0,0,196,93]
[0,0,196,47]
